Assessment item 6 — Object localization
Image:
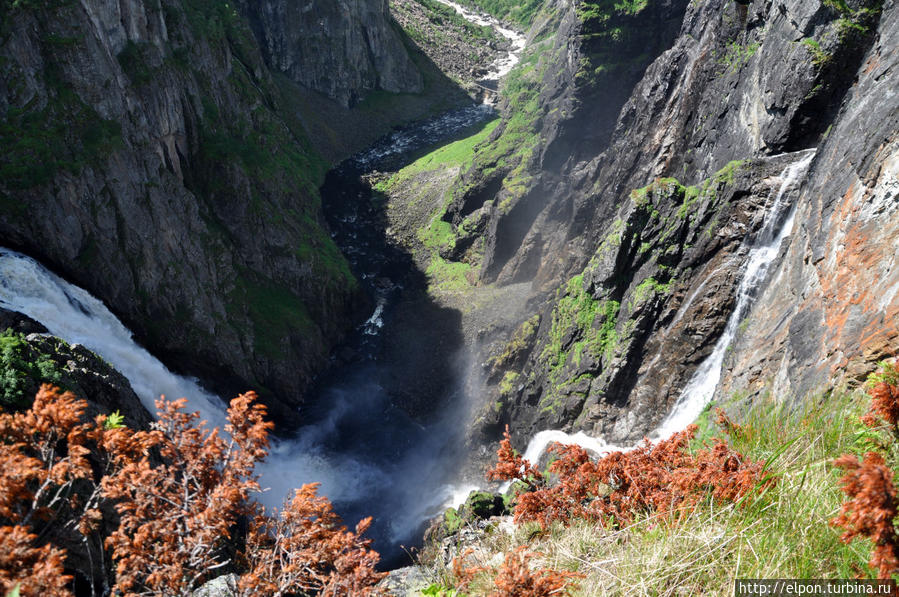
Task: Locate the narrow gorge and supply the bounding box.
[1,0,898,594]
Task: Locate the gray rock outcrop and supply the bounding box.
[238,0,423,107]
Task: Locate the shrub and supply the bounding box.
[490,547,581,597]
[452,546,581,597]
[0,385,384,596]
[0,331,63,410]
[831,452,899,579]
[831,360,899,579]
[861,361,899,431]
[488,422,771,529]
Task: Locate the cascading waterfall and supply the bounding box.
[0,251,345,499]
[652,150,816,439]
[517,150,817,462]
[0,248,450,559]
[0,249,227,429]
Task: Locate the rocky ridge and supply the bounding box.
[409,0,899,448]
[0,307,152,428]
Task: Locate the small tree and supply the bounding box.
[239,485,384,596]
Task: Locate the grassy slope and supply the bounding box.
[377,118,500,294]
[423,384,881,595]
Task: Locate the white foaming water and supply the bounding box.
[522,430,623,463]
[514,150,817,464]
[0,248,227,429]
[434,0,527,82]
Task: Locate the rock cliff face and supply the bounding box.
[0,0,424,421]
[237,0,423,107]
[450,0,898,445]
[720,5,899,406]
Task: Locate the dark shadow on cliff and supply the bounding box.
[259,103,501,570]
[273,20,473,165]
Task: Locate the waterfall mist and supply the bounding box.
[0,246,478,567]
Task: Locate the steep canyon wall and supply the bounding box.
[452,0,898,445]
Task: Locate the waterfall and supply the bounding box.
[516,150,817,462]
[0,248,226,429]
[652,150,816,439]
[0,249,380,501]
[0,247,463,562]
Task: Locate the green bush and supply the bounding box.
[0,330,63,410]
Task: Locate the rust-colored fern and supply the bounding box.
[486,425,544,489]
[239,484,385,596]
[831,452,899,579]
[452,546,581,597]
[490,422,770,529]
[862,361,899,430]
[0,385,385,596]
[490,547,581,597]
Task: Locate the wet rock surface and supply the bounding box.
[719,3,899,405]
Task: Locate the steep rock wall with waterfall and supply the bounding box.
[451,0,899,447]
[0,0,430,420]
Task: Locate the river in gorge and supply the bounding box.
[0,4,526,569]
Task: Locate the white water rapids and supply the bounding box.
[434,0,527,84]
[517,150,818,463]
[0,249,470,550]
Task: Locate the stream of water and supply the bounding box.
[434,0,527,88]
[0,2,523,568]
[519,150,818,461]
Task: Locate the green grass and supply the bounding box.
[801,37,831,67]
[376,118,501,294]
[227,273,316,360]
[0,70,121,190]
[499,371,520,396]
[718,40,760,73]
[405,0,498,41]
[116,40,154,85]
[425,255,473,292]
[379,118,500,194]
[425,387,878,595]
